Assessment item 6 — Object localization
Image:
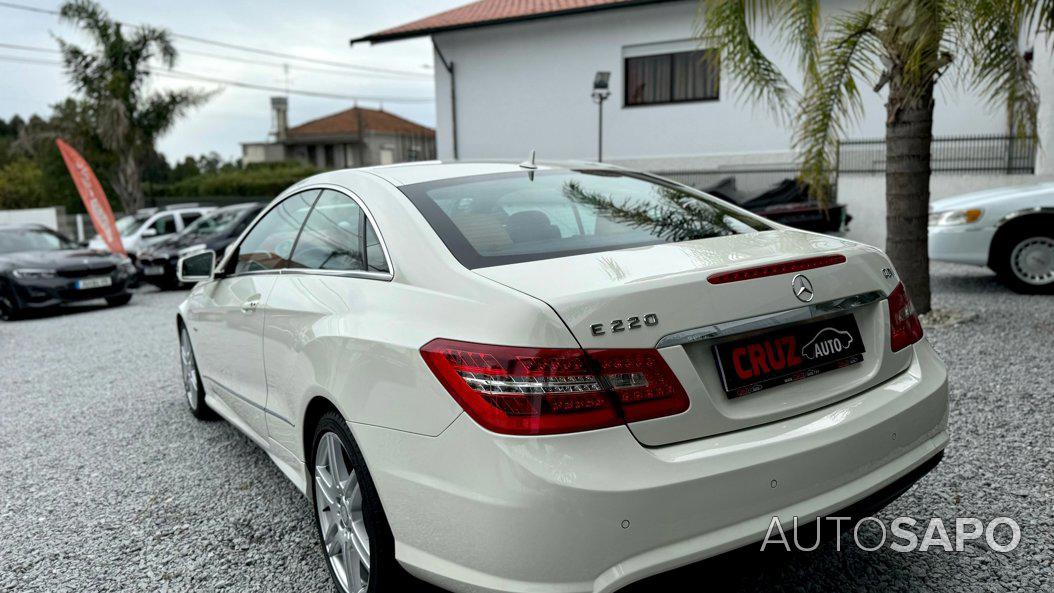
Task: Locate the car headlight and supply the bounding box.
[929,208,984,226]
[118,259,137,274]
[12,269,56,279]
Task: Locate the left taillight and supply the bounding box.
[420,339,690,435]
[888,282,924,352]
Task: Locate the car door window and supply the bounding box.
[180,211,203,228]
[364,221,389,273]
[289,190,365,271]
[150,215,177,236]
[235,190,319,273]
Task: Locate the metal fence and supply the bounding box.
[838,135,1036,174]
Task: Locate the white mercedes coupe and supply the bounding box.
[175,161,949,593]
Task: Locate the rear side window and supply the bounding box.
[235,190,319,273]
[289,190,364,271]
[401,169,770,269]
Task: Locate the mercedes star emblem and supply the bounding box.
[792,274,815,303]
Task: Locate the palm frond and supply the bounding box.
[778,0,823,82]
[697,1,796,116]
[959,0,1039,139]
[796,10,882,204]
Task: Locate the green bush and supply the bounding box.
[0,159,48,209]
[146,161,319,198]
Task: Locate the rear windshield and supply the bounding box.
[401,169,771,268]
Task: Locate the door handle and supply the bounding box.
[241,299,260,314]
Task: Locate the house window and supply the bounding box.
[625,49,720,106]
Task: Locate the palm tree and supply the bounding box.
[699,0,1047,313]
[56,0,213,213]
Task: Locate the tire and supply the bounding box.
[106,293,133,307]
[992,223,1054,294]
[178,324,213,419]
[0,299,20,321]
[310,411,404,593]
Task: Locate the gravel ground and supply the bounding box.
[1,262,1051,592]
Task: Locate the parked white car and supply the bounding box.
[175,162,948,593]
[88,205,213,256]
[929,183,1054,293]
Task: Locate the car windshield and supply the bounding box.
[0,228,74,255]
[115,214,149,235]
[401,169,772,268]
[182,208,245,237]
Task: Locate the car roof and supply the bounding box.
[302,160,627,188]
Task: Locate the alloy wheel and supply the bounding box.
[1010,236,1054,286]
[315,432,370,593]
[179,328,199,411]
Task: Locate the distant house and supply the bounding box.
[242,97,436,169]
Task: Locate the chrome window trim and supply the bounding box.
[217,182,395,283]
[654,290,886,349]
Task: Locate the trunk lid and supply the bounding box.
[474,229,910,446]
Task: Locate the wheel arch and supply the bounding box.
[987,211,1054,268]
[302,395,344,466]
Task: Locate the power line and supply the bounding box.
[0,54,434,103]
[176,48,430,82]
[0,42,59,53]
[0,1,431,78]
[169,33,429,78]
[0,41,429,82]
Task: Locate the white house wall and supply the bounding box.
[431,0,1010,166]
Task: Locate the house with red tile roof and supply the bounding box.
[241,97,436,169]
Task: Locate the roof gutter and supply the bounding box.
[432,39,458,160]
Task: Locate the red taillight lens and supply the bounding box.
[707,254,847,284]
[888,282,924,352]
[420,339,690,435]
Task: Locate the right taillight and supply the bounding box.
[888,282,924,352]
[420,339,690,435]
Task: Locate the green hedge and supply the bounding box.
[146,161,320,198]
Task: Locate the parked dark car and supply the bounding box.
[0,224,136,320]
[136,202,264,289]
[703,177,851,233]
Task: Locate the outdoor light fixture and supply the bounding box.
[591,71,611,162]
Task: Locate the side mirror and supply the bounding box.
[142,228,159,238]
[177,250,216,283]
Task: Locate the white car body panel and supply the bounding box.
[177,162,948,593]
[929,182,1054,266]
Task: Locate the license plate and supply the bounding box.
[142,266,165,276]
[75,276,112,290]
[712,314,865,398]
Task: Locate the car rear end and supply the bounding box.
[360,165,949,593]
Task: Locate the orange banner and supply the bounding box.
[55,138,125,255]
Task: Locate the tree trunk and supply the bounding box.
[884,78,934,314]
[112,150,144,214]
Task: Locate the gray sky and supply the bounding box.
[0,0,466,162]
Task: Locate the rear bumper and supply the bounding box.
[353,340,949,593]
